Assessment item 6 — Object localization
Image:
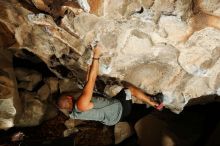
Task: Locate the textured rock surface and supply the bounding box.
[37,83,50,101]
[15,68,42,91]
[0,0,220,129]
[17,91,46,126]
[0,48,22,130]
[114,122,134,144]
[135,103,220,146]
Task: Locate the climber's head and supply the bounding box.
[56,94,74,111]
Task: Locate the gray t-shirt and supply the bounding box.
[69,96,123,126]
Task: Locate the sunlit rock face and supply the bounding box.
[0,0,220,129]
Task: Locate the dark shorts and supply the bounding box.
[113,88,132,121]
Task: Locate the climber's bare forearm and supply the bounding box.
[77,59,99,111]
[124,83,159,107]
[76,46,101,111]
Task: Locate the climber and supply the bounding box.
[55,44,164,126]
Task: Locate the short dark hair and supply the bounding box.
[53,91,73,106]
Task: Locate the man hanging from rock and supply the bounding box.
[55,44,164,126]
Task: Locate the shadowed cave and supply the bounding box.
[0,0,220,146]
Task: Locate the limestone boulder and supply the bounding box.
[45,77,59,95]
[43,103,59,121]
[16,91,45,127]
[199,0,220,17]
[37,83,50,101]
[0,48,22,130]
[135,103,220,146]
[114,122,134,144]
[64,119,84,129]
[179,28,220,77]
[59,78,83,93]
[60,1,220,113]
[135,115,168,146]
[15,68,42,91]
